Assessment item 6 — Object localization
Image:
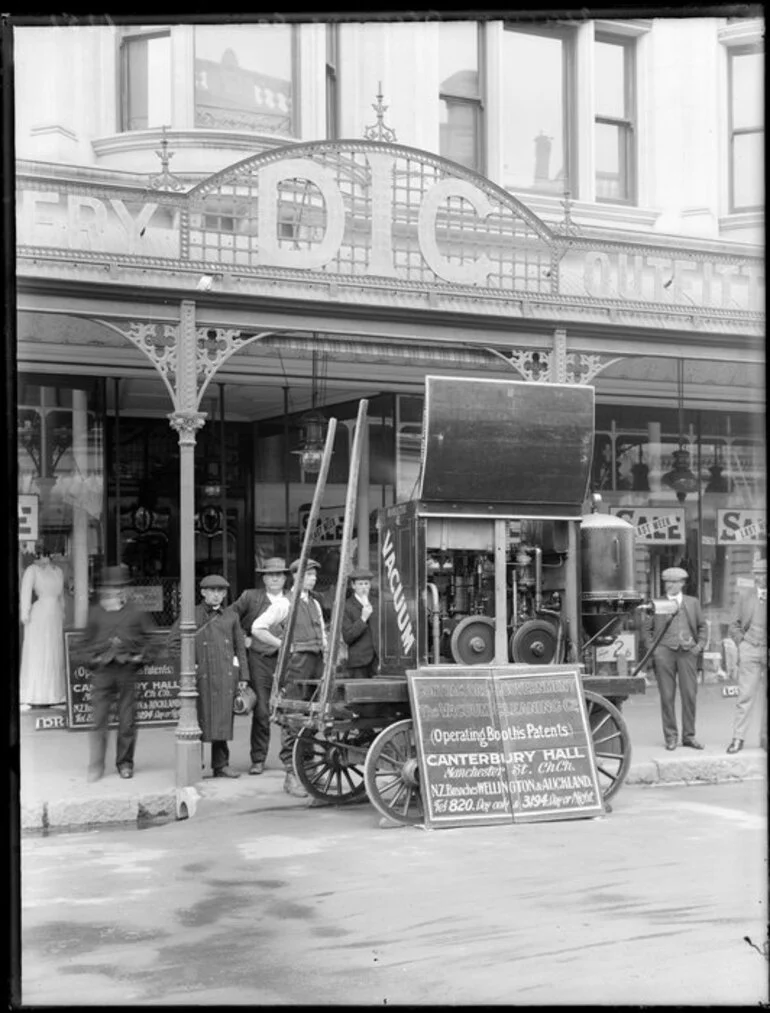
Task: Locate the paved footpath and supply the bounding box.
[16,680,766,833]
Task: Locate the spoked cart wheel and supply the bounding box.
[364,720,423,825]
[583,690,631,802]
[293,727,371,804]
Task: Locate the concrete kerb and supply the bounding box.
[21,754,766,833]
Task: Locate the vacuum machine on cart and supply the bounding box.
[280,376,650,824]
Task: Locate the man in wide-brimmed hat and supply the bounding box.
[250,558,326,797]
[342,566,379,679]
[231,557,291,777]
[167,574,249,778]
[727,556,767,754]
[74,564,157,782]
[643,565,708,751]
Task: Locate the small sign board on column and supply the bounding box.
[65,630,180,729]
[407,665,604,829]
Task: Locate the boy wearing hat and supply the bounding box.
[726,556,767,754]
[230,558,290,776]
[75,565,156,782]
[342,567,379,679]
[167,574,249,778]
[643,566,708,751]
[250,558,327,797]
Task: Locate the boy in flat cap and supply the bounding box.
[726,556,767,754]
[342,567,379,679]
[168,574,249,778]
[230,558,291,776]
[251,558,326,797]
[643,565,708,751]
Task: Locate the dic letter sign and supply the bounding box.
[407,666,604,829]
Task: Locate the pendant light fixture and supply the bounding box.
[293,345,328,475]
[662,358,699,503]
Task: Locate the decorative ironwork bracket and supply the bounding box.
[486,329,622,385]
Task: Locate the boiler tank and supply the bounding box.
[580,511,642,637]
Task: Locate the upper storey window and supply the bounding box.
[594,34,636,204]
[728,45,763,212]
[501,24,576,196]
[193,24,298,136]
[439,22,484,173]
[120,31,172,131]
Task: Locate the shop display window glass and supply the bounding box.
[194,24,297,135]
[17,378,106,629]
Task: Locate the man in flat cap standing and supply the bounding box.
[168,574,249,778]
[342,567,379,679]
[726,556,767,754]
[644,566,708,751]
[75,564,157,782]
[251,558,327,797]
[231,558,291,776]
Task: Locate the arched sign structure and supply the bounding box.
[186,139,558,295]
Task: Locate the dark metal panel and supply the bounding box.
[418,376,594,513]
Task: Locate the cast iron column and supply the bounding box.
[169,299,206,787]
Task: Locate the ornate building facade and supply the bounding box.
[13,16,765,648]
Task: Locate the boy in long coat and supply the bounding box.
[168,574,249,778]
[726,556,767,753]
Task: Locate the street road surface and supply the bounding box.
[18,781,768,1006]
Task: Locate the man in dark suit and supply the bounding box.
[726,556,767,754]
[342,567,379,679]
[230,558,290,775]
[644,566,708,751]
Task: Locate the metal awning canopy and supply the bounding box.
[417,376,594,518]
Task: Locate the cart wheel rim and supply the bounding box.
[583,691,632,802]
[364,720,423,826]
[293,727,370,803]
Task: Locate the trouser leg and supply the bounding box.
[115,669,137,768]
[654,646,679,743]
[211,740,229,771]
[279,652,321,771]
[733,644,764,741]
[250,653,275,764]
[89,669,114,773]
[677,650,699,742]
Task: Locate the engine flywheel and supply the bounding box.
[450,615,496,665]
[510,619,559,665]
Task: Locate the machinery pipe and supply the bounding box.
[426,582,441,665]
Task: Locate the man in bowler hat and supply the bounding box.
[75,565,156,782]
[251,557,327,798]
[726,556,767,754]
[167,574,249,778]
[342,567,379,678]
[643,566,708,751]
[230,557,290,776]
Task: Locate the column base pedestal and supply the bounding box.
[176,736,203,788]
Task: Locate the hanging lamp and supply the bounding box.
[293,346,328,474]
[662,358,699,503]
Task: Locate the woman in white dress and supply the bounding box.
[19,543,66,707]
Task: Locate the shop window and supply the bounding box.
[120,31,172,132]
[439,21,484,172]
[728,45,763,212]
[17,380,106,628]
[501,23,576,195]
[594,33,636,204]
[194,24,297,136]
